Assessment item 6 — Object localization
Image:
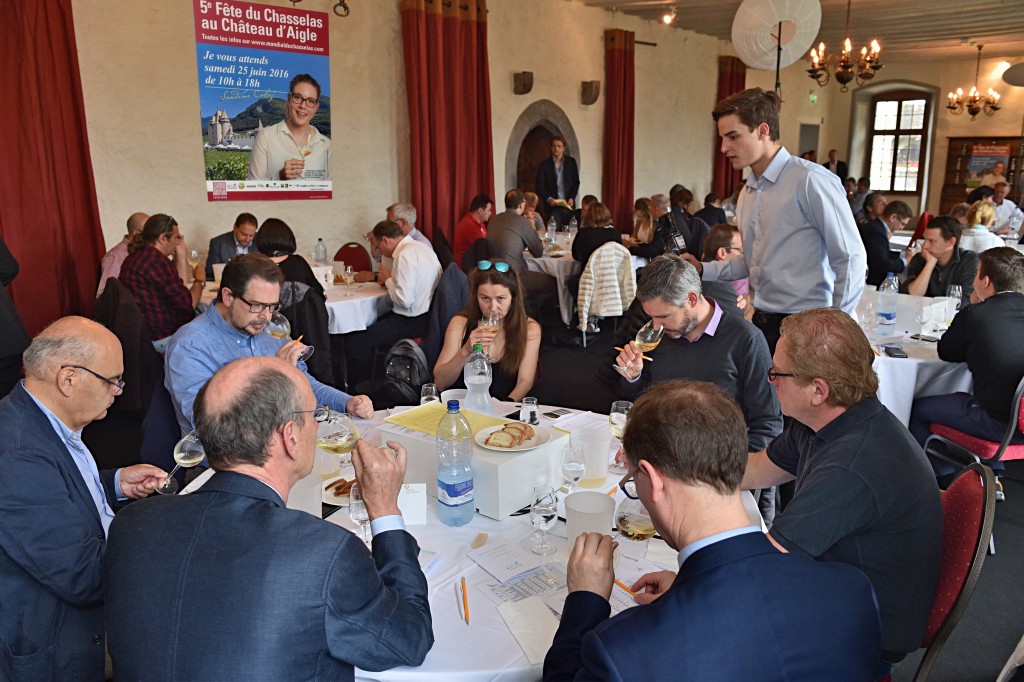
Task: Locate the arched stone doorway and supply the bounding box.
[504,99,581,197]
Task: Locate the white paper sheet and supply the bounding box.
[468,541,544,583]
[497,597,560,666]
[476,564,568,605]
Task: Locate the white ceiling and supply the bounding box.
[578,0,1024,60]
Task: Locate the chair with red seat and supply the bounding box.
[334,242,371,272]
[909,211,933,242]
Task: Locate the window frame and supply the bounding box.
[867,91,931,196]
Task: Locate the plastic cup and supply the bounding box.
[565,491,615,549]
[574,428,612,488]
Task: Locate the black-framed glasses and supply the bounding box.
[231,291,282,314]
[619,474,639,500]
[60,365,125,393]
[478,260,510,273]
[288,92,319,108]
[767,367,799,382]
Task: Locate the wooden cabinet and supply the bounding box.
[940,136,1023,215]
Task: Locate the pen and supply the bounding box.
[614,346,654,361]
[461,576,470,625]
[454,582,464,622]
[614,579,638,597]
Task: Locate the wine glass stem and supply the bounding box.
[163,463,182,485]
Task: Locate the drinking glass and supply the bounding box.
[529,485,558,555]
[155,431,205,495]
[342,266,355,297]
[420,383,439,404]
[317,412,360,467]
[614,496,656,558]
[561,442,585,494]
[348,481,370,543]
[607,401,631,475]
[519,397,539,425]
[612,320,664,378]
[477,312,501,360]
[945,285,962,326]
[187,249,200,283]
[858,301,877,334]
[914,305,932,341]
[267,311,314,362]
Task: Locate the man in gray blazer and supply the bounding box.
[485,189,554,295]
[205,212,258,279]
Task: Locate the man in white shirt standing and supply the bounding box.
[345,220,441,388]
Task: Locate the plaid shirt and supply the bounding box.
[119,244,194,340]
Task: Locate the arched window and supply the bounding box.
[867,91,931,193]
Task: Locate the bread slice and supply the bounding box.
[484,430,517,448]
[502,423,529,442]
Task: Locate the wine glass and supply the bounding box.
[945,285,962,327]
[614,496,656,558]
[154,431,206,495]
[858,301,877,334]
[316,412,360,467]
[267,311,314,362]
[529,485,558,555]
[561,441,585,494]
[612,320,664,377]
[420,383,439,405]
[914,305,932,342]
[187,249,200,283]
[342,265,355,297]
[607,401,631,475]
[348,481,370,543]
[477,312,501,361]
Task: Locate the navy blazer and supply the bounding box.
[104,471,433,681]
[535,155,580,208]
[0,384,120,682]
[544,532,881,681]
[860,218,905,287]
[205,231,251,279]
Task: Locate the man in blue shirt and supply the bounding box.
[166,253,373,437]
[688,88,866,354]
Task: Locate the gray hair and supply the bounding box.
[388,202,417,227]
[636,255,702,307]
[22,325,99,381]
[651,193,670,211]
[194,364,306,469]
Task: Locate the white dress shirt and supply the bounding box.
[386,235,441,317]
[994,199,1019,230]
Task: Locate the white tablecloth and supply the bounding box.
[857,290,973,425]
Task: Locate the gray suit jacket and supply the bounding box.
[205,232,251,279]
[485,210,543,274]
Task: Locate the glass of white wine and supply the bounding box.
[477,312,501,360]
[612,320,664,378]
[342,265,355,297]
[530,485,558,555]
[607,400,631,475]
[316,411,360,467]
[561,441,585,494]
[155,431,205,495]
[615,496,656,556]
[187,249,200,284]
[267,311,314,363]
[348,481,370,543]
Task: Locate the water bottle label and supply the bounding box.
[877,311,896,323]
[438,479,474,507]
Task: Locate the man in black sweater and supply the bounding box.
[909,247,1024,479]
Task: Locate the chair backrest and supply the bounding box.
[280,281,333,384]
[421,263,470,370]
[577,241,637,325]
[461,237,490,274]
[93,278,163,413]
[910,211,933,242]
[433,235,456,272]
[913,462,996,681]
[432,226,452,252]
[140,381,184,488]
[334,242,371,271]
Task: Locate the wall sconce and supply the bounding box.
[581,81,601,105]
[513,72,533,95]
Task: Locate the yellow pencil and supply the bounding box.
[295,334,304,344]
[606,487,617,496]
[614,346,653,361]
[614,578,638,597]
[460,577,470,625]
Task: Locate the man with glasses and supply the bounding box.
[166,254,372,441]
[742,308,941,676]
[544,380,881,681]
[0,316,166,680]
[247,73,331,182]
[205,212,258,280]
[700,223,749,318]
[860,200,914,286]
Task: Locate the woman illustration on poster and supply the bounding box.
[247,73,332,181]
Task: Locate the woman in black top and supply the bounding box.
[571,202,621,267]
[254,218,324,298]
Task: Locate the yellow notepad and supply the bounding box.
[384,401,508,437]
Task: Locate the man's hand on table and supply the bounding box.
[353,271,375,283]
[352,439,406,520]
[631,570,676,604]
[120,464,169,498]
[566,532,615,601]
[346,395,374,419]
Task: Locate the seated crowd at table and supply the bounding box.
[2,86,1024,681]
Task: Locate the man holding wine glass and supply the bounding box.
[0,317,167,681]
[247,73,332,182]
[104,356,433,680]
[544,381,882,681]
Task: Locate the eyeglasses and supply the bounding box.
[61,365,125,393]
[288,92,319,108]
[478,260,510,273]
[292,405,340,423]
[619,474,639,500]
[231,292,282,314]
[767,367,800,382]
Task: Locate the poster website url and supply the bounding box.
[199,33,324,53]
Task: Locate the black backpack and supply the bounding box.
[383,339,431,405]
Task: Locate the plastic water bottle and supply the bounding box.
[463,343,493,415]
[877,273,899,336]
[313,238,328,265]
[546,217,556,243]
[568,216,578,234]
[437,400,474,527]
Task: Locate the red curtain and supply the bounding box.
[400,0,494,244]
[602,30,635,235]
[0,1,105,336]
[712,56,747,200]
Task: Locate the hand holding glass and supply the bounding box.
[267,312,314,362]
[613,321,663,378]
[317,411,360,466]
[530,485,558,555]
[477,313,500,360]
[155,431,205,495]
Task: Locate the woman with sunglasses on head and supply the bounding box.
[433,260,542,401]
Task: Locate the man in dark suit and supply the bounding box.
[861,200,913,286]
[535,136,580,228]
[544,380,881,681]
[823,148,848,178]
[205,212,258,279]
[694,192,728,229]
[0,317,166,681]
[0,235,29,398]
[104,356,433,680]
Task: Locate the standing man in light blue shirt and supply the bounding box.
[688,88,866,354]
[0,316,166,681]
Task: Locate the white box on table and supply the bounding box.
[384,421,567,520]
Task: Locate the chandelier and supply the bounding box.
[947,45,1001,119]
[806,0,882,93]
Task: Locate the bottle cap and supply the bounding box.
[472,343,484,351]
[447,400,460,409]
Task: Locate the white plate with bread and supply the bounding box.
[322,474,354,506]
[474,423,552,452]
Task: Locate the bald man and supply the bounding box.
[105,357,433,679]
[97,211,149,298]
[0,316,166,681]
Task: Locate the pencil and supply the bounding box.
[606,487,617,496]
[295,335,304,344]
[460,576,470,625]
[614,346,654,361]
[614,578,638,597]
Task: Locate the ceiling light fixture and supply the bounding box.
[947,45,1001,120]
[662,8,677,25]
[806,0,882,93]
